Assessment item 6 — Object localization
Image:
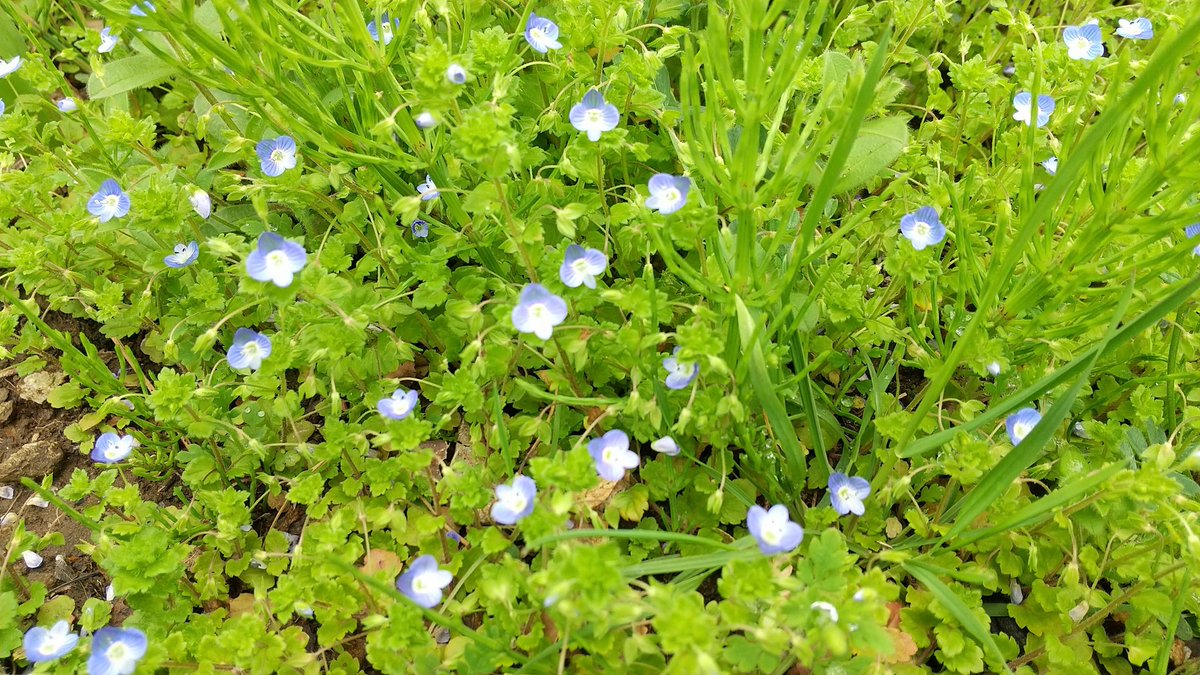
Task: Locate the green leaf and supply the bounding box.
[833,116,909,192]
[904,561,1013,674]
[87,54,178,99]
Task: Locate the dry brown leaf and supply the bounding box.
[885,627,919,664]
[360,549,403,576]
[228,593,256,617]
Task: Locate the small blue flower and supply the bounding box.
[511,284,568,340]
[1042,156,1058,175]
[130,1,155,16]
[1176,93,1187,106]
[746,504,803,555]
[491,475,537,525]
[415,112,437,129]
[569,88,619,142]
[397,555,453,608]
[378,388,419,421]
[0,56,21,77]
[587,430,639,482]
[246,232,307,287]
[1005,407,1042,445]
[367,13,399,45]
[1063,24,1104,60]
[828,472,871,516]
[92,432,137,464]
[446,63,467,84]
[650,436,680,457]
[228,328,272,372]
[411,219,429,238]
[255,135,297,177]
[559,244,607,289]
[899,206,946,251]
[525,13,562,53]
[1115,18,1152,40]
[645,173,690,215]
[0,99,6,117]
[164,241,199,268]
[23,620,79,663]
[190,189,211,218]
[56,97,78,113]
[98,27,119,53]
[88,627,147,675]
[417,174,439,201]
[662,347,698,390]
[1186,224,1200,256]
[87,180,131,222]
[1012,92,1055,128]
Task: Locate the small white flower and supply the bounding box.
[22,550,44,568]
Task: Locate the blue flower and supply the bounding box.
[378,388,419,421]
[0,100,5,117]
[246,232,307,287]
[367,13,399,45]
[417,174,439,201]
[446,64,467,84]
[255,135,297,177]
[228,328,271,372]
[1115,17,1152,40]
[828,472,871,516]
[746,504,803,555]
[559,244,607,288]
[415,112,437,129]
[164,241,199,268]
[87,627,147,675]
[1012,92,1055,128]
[1005,407,1041,445]
[92,432,137,464]
[987,361,1002,377]
[190,189,211,218]
[491,475,536,525]
[87,180,131,222]
[411,219,429,238]
[511,284,567,340]
[57,97,78,113]
[650,436,679,457]
[645,174,690,214]
[525,13,562,53]
[899,206,946,251]
[1042,156,1058,175]
[23,620,79,663]
[129,1,155,16]
[1186,224,1200,256]
[98,27,119,53]
[587,430,639,482]
[569,88,619,142]
[0,56,21,77]
[662,347,698,390]
[397,555,453,608]
[1063,24,1104,60]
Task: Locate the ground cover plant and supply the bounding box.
[1,0,1200,672]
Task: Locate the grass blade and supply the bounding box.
[904,560,1013,674]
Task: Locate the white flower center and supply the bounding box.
[502,492,528,513]
[241,343,261,359]
[1013,422,1032,441]
[672,361,693,377]
[271,149,287,164]
[529,303,547,321]
[106,643,131,666]
[602,447,616,465]
[266,250,288,270]
[1071,37,1090,52]
[105,446,124,459]
[913,221,930,238]
[103,195,120,209]
[381,24,392,38]
[838,486,854,503]
[760,518,784,545]
[572,259,591,274]
[661,188,680,205]
[530,27,544,41]
[585,110,603,125]
[39,634,69,655]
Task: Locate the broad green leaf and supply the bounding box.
[87,54,178,99]
[833,116,909,192]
